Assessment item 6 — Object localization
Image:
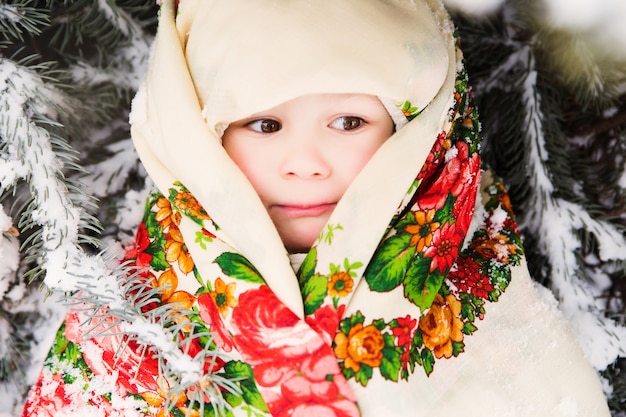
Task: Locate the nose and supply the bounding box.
[279,137,332,180]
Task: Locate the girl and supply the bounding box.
[22,1,610,416]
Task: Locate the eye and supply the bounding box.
[246,119,281,133]
[330,116,364,131]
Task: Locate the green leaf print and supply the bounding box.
[214,252,265,284]
[433,193,456,225]
[241,379,269,413]
[194,230,212,250]
[364,233,414,292]
[302,273,328,316]
[224,360,255,379]
[222,361,268,412]
[297,247,317,284]
[380,335,401,382]
[147,239,170,271]
[421,347,435,376]
[354,363,373,387]
[452,341,465,357]
[403,256,442,310]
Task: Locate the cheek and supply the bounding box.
[223,142,272,198]
[338,137,387,180]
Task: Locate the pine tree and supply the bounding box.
[1,1,625,415]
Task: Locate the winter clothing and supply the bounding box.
[22,0,610,416]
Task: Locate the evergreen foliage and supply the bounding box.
[1,0,625,415]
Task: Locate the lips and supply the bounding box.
[270,203,337,219]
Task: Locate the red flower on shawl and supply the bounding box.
[392,315,417,371]
[62,308,160,397]
[124,222,152,267]
[21,373,117,416]
[197,292,234,352]
[231,286,358,416]
[392,315,417,347]
[180,331,227,374]
[448,256,494,299]
[424,223,465,273]
[417,141,478,211]
[22,374,73,416]
[262,354,359,417]
[417,131,448,182]
[231,286,325,366]
[305,304,344,346]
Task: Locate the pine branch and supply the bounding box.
[0,1,49,40]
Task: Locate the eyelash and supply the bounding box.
[246,119,281,133]
[329,116,365,131]
[244,116,366,133]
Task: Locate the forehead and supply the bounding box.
[177,0,449,131]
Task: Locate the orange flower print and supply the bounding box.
[419,294,464,359]
[165,225,195,274]
[156,268,196,330]
[470,233,518,264]
[140,377,200,417]
[334,323,384,372]
[210,277,238,317]
[174,191,211,222]
[156,268,195,308]
[404,210,440,252]
[495,182,514,214]
[155,196,181,229]
[328,271,354,298]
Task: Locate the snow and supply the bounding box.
[443,0,505,15]
[517,48,626,370]
[0,208,19,297]
[541,0,626,57]
[0,4,20,24]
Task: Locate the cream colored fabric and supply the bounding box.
[132,0,455,317]
[348,173,611,416]
[129,0,611,415]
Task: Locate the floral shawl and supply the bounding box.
[22,0,610,416]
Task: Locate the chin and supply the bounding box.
[283,231,319,254]
[285,240,315,254]
[277,219,329,254]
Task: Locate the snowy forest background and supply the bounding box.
[1,0,625,415]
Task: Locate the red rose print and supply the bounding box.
[305,304,344,346]
[64,309,159,396]
[231,286,325,365]
[230,286,358,416]
[418,141,477,211]
[21,372,119,416]
[417,131,448,182]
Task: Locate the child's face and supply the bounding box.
[222,94,394,253]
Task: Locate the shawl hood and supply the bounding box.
[177,0,451,133]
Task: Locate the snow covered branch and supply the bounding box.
[520,52,626,370]
[0,57,212,391]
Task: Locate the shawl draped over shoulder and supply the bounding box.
[22,0,611,416]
